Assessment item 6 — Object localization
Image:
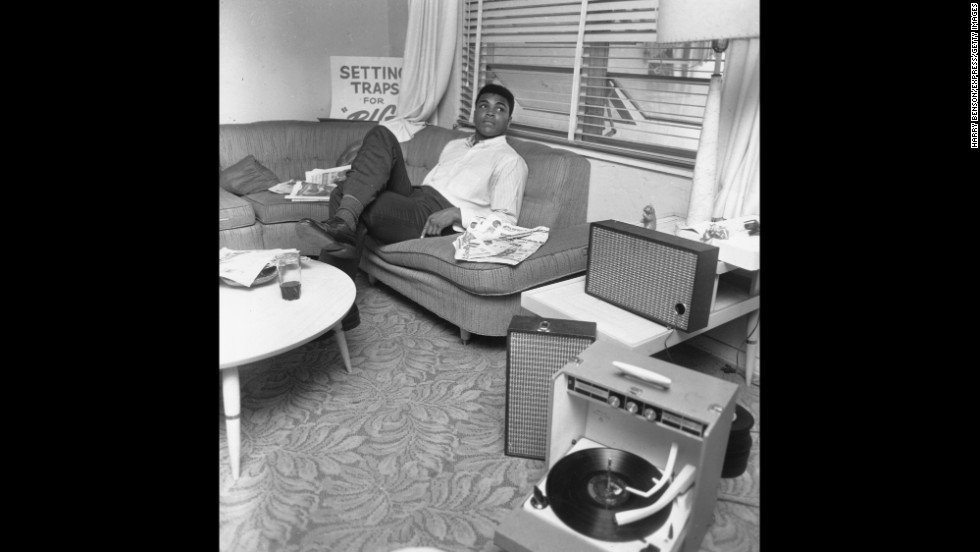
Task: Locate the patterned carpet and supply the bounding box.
[219,273,760,552]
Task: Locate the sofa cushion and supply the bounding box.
[364,223,590,296]
[219,187,255,230]
[244,191,332,224]
[220,154,281,195]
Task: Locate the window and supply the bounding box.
[458,0,724,169]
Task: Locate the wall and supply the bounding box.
[581,159,690,226]
[219,0,408,124]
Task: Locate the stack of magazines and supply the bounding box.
[267,165,351,202]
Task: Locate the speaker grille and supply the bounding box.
[585,221,718,332]
[589,226,699,329]
[506,318,595,460]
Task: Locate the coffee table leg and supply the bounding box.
[332,321,352,373]
[221,367,241,480]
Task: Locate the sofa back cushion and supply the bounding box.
[219,121,591,230]
[219,120,375,182]
[508,135,590,230]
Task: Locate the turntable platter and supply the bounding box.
[545,447,672,542]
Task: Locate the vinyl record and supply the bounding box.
[546,447,672,542]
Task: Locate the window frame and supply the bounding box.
[457,0,724,171]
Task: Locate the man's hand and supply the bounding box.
[421,207,462,237]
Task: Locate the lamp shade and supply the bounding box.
[657,0,759,44]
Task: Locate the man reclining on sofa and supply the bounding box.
[296,84,529,330]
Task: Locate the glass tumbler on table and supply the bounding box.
[276,252,302,300]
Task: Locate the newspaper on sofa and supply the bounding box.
[219,247,299,287]
[266,165,352,201]
[452,214,549,266]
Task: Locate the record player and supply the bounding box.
[494,340,739,552]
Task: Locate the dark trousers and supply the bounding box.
[329,125,454,245]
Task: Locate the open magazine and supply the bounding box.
[285,180,335,202]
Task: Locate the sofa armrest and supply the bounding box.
[219,187,256,230]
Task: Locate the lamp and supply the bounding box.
[657,0,759,226]
[657,0,759,45]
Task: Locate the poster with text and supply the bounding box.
[329,56,403,122]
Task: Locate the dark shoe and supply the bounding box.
[317,248,361,280]
[341,304,360,330]
[296,217,357,254]
[313,305,360,341]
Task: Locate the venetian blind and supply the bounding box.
[458,0,723,168]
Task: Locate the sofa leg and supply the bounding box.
[367,274,377,286]
[459,328,471,345]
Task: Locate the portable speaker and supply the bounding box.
[505,315,596,460]
[585,220,719,333]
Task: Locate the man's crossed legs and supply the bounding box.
[296,125,454,332]
[297,124,453,255]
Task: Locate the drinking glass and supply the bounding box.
[276,252,301,300]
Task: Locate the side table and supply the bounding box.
[521,263,760,383]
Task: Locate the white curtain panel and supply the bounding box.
[382,0,459,141]
[712,37,760,220]
[684,74,723,225]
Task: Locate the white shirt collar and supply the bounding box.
[466,134,508,148]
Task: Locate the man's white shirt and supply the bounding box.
[422,134,528,231]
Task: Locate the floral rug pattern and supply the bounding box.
[219,275,760,552]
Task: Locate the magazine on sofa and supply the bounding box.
[280,165,351,202]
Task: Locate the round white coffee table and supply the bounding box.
[219,259,356,481]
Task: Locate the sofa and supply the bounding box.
[219,120,591,342]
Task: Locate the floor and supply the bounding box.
[220,273,760,551]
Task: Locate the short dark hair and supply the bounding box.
[477,83,515,115]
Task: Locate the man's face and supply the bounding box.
[472,92,512,140]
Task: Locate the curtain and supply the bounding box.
[712,37,760,219]
[684,73,722,225]
[380,0,459,142]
